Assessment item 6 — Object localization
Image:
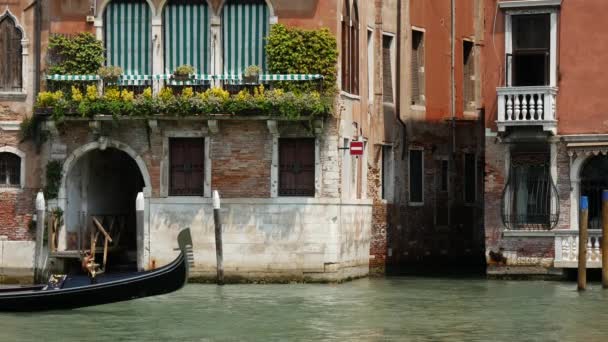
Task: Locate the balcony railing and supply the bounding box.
[554,230,603,268]
[496,86,558,134]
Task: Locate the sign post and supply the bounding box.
[350,141,364,156]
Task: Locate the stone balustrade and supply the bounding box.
[554,230,603,268]
[496,86,558,134]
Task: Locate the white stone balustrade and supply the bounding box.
[554,230,603,268]
[496,86,558,134]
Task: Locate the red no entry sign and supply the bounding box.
[350,141,364,156]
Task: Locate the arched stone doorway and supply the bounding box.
[58,141,150,271]
[580,155,608,230]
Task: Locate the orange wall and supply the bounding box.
[411,0,476,122]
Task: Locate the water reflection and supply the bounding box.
[1,278,608,341]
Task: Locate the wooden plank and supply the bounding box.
[92,217,113,242]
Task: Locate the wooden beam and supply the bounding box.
[92,217,113,242]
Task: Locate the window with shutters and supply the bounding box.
[0,13,23,93]
[0,152,20,188]
[382,34,394,104]
[341,1,359,95]
[169,138,205,196]
[279,138,315,197]
[409,149,424,204]
[411,30,425,106]
[463,40,475,112]
[367,29,374,102]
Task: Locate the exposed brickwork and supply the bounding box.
[0,189,35,241]
[368,159,387,275]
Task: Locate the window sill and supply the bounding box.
[0,92,27,101]
[340,91,361,100]
[408,202,424,207]
[410,104,426,112]
[0,186,24,193]
[503,230,556,237]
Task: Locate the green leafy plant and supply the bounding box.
[174,64,196,76]
[244,65,261,77]
[98,65,123,82]
[266,24,338,97]
[44,160,63,200]
[47,33,105,75]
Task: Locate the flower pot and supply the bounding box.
[34,107,54,116]
[172,74,192,82]
[243,75,259,84]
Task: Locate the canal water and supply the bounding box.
[2,277,608,341]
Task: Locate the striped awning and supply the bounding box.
[222,0,269,75]
[46,74,322,82]
[164,0,211,75]
[104,0,152,76]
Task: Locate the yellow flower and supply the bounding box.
[181,87,194,99]
[254,84,265,98]
[86,85,98,101]
[120,89,134,102]
[104,87,121,101]
[159,87,174,102]
[235,90,251,101]
[52,90,64,101]
[71,86,83,102]
[142,87,153,99]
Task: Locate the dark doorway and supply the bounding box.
[580,155,608,230]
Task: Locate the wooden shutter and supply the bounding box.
[411,31,422,105]
[279,139,315,197]
[350,4,359,95]
[382,35,393,103]
[0,16,23,92]
[463,41,475,111]
[170,138,204,196]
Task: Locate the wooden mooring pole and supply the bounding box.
[579,196,589,291]
[34,192,45,283]
[603,190,608,288]
[213,190,224,285]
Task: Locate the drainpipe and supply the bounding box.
[396,0,408,160]
[449,0,456,229]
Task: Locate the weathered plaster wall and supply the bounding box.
[0,240,35,284]
[148,197,372,282]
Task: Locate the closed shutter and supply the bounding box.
[382,35,393,103]
[222,0,269,75]
[463,41,475,111]
[279,138,315,197]
[350,12,359,95]
[411,30,424,105]
[170,139,205,196]
[341,18,350,92]
[104,0,152,75]
[0,16,23,92]
[164,0,210,74]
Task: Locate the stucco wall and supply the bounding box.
[0,240,35,283]
[148,198,372,282]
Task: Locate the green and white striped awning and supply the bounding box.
[222,0,269,75]
[164,0,211,75]
[46,74,322,82]
[104,0,152,76]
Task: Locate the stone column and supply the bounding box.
[136,192,145,271]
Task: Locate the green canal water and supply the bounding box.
[2,277,608,341]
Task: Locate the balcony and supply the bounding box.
[554,230,603,268]
[496,86,558,134]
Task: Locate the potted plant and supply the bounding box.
[243,65,261,84]
[172,64,196,82]
[98,65,123,84]
[34,91,64,116]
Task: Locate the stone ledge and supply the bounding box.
[0,92,27,102]
[150,197,373,206]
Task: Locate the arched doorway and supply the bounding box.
[580,155,608,230]
[64,147,145,271]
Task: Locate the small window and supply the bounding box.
[409,149,423,203]
[382,34,394,104]
[382,146,393,200]
[279,138,315,197]
[440,159,448,192]
[341,0,360,95]
[411,30,425,106]
[0,152,20,187]
[464,153,476,203]
[169,138,205,196]
[463,41,475,112]
[0,14,23,92]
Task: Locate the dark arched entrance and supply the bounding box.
[580,155,608,229]
[65,148,145,270]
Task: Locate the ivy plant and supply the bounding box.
[47,33,105,75]
[44,160,63,200]
[266,24,338,96]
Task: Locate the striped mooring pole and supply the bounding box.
[579,196,589,291]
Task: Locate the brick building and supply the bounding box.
[484,0,608,277]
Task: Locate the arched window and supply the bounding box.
[341,1,359,95]
[104,0,152,76]
[0,13,23,92]
[222,0,269,75]
[0,152,21,187]
[163,0,211,75]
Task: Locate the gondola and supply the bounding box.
[0,228,193,312]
